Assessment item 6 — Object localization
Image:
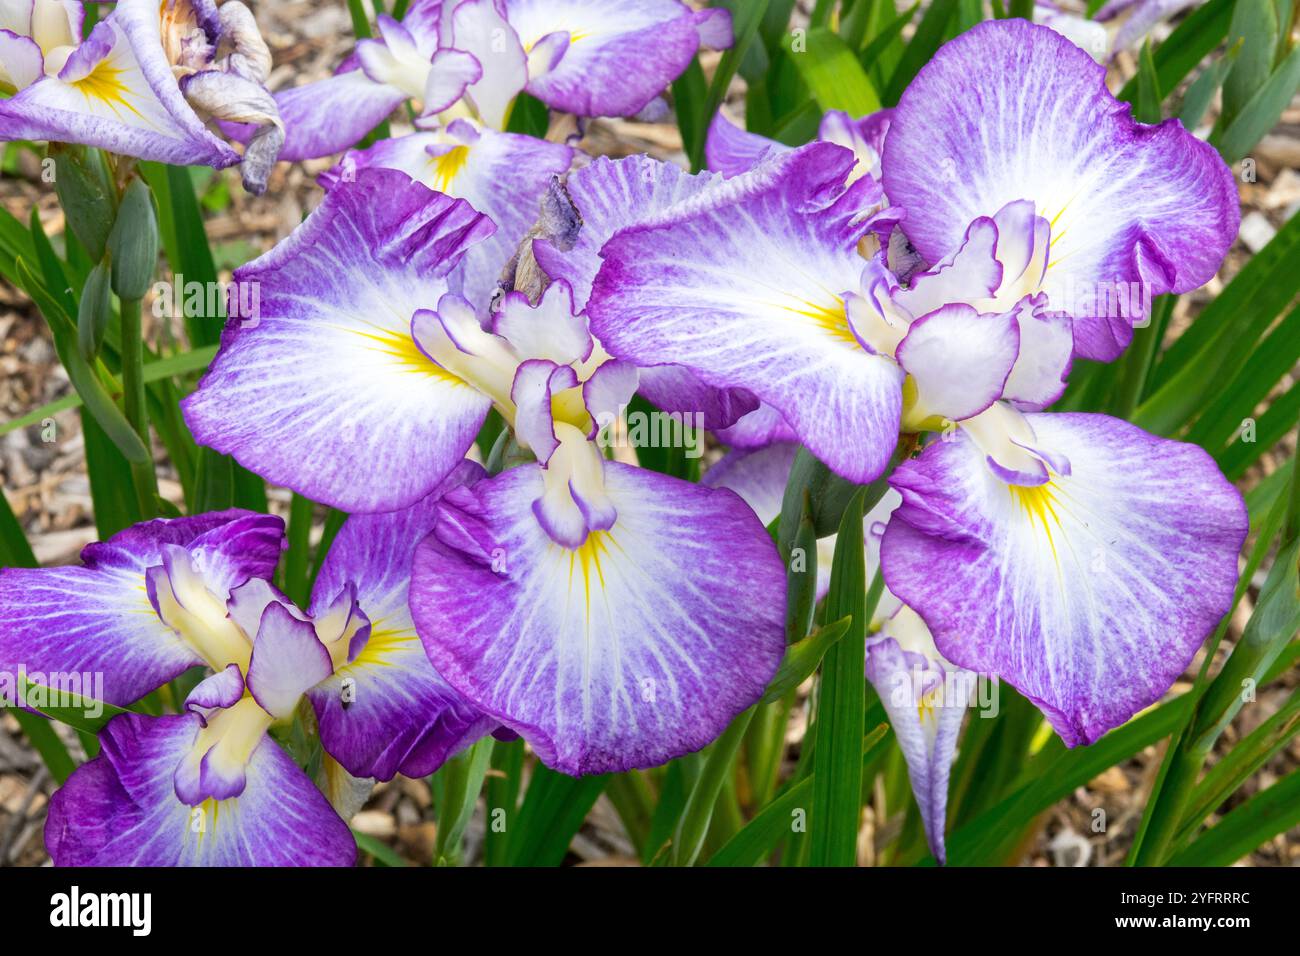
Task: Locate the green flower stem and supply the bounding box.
[118,294,157,517]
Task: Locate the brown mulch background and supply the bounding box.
[1,1,1297,866]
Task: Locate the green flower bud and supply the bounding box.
[51,146,115,262]
[106,178,159,301]
[77,260,113,363]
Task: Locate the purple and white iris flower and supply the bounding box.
[182,165,786,776]
[0,487,496,865]
[586,20,1248,755]
[0,0,284,192]
[259,0,731,163]
[880,19,1237,363]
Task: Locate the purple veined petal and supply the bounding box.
[46,713,355,866]
[880,413,1248,747]
[0,6,238,168]
[864,605,972,865]
[307,460,498,781]
[702,441,800,528]
[634,365,759,433]
[0,510,279,707]
[410,460,786,775]
[896,303,1020,426]
[533,153,722,309]
[323,127,573,308]
[588,142,904,485]
[510,358,579,463]
[1002,294,1073,410]
[452,0,527,129]
[714,402,798,448]
[881,19,1238,362]
[245,602,333,720]
[184,663,244,724]
[182,169,497,513]
[83,509,285,595]
[248,68,406,162]
[0,29,43,88]
[493,280,591,365]
[506,0,704,117]
[705,108,788,178]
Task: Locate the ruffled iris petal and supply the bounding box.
[409,461,785,774]
[880,413,1248,746]
[507,0,711,117]
[588,143,903,484]
[182,169,496,513]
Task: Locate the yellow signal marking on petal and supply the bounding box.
[428,145,470,193]
[343,322,468,383]
[785,297,858,345]
[71,59,148,122]
[523,29,590,53]
[347,621,414,671]
[1010,481,1063,565]
[917,687,941,724]
[568,530,612,612]
[184,797,222,852]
